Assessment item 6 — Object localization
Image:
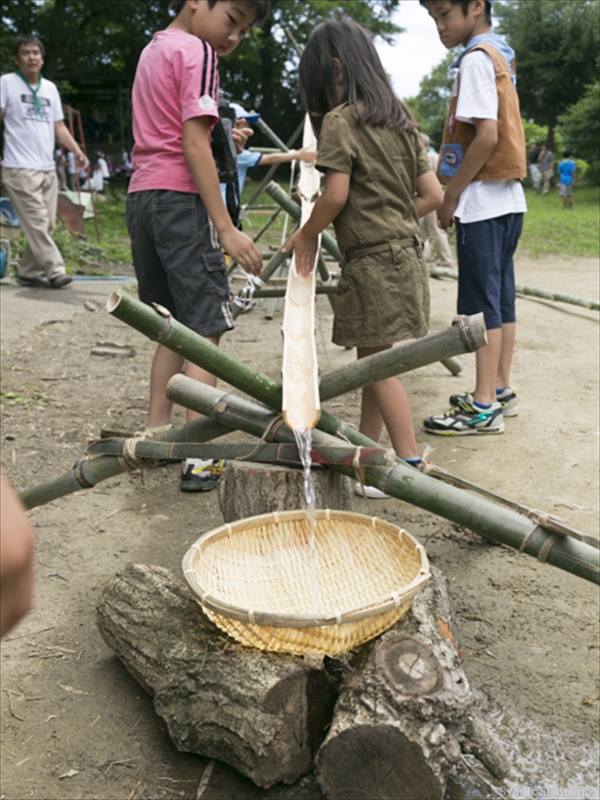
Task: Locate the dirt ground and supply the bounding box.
[1,252,598,800]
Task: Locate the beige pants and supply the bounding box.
[420,210,454,268]
[2,168,66,280]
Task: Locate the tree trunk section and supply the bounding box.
[96,563,337,789]
[218,460,352,522]
[315,567,508,799]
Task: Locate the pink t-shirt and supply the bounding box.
[129,29,220,194]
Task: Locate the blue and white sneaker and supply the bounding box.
[449,387,519,417]
[424,399,505,436]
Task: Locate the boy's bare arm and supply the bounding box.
[182,117,262,274]
[437,117,498,229]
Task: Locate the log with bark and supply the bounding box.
[96,563,338,789]
[218,460,352,522]
[315,567,510,800]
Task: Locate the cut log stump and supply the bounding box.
[315,567,509,800]
[96,563,338,789]
[218,459,352,522]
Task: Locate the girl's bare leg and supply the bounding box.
[357,345,419,459]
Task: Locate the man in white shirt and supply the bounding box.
[0,35,88,288]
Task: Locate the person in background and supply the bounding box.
[66,149,77,190]
[55,145,67,190]
[1,471,35,638]
[528,142,541,192]
[0,34,88,288]
[537,143,553,196]
[557,149,576,210]
[419,132,454,268]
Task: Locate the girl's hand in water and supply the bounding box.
[283,228,318,277]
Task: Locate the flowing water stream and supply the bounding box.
[293,428,321,615]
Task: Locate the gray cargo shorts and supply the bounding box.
[126,190,234,337]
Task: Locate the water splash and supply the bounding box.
[293,428,321,614]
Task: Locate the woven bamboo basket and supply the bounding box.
[182,509,430,656]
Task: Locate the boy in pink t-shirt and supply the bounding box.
[126,0,270,491]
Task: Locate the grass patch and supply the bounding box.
[1,385,53,408]
[519,186,599,258]
[10,189,134,274]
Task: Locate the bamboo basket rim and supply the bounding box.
[182,508,430,629]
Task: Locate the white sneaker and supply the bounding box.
[354,482,389,499]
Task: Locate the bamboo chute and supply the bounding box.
[281,115,321,431]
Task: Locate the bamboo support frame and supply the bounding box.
[166,377,600,586]
[106,291,483,411]
[430,265,600,311]
[87,439,396,468]
[19,418,228,510]
[318,315,485,401]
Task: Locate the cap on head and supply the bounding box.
[231,103,261,124]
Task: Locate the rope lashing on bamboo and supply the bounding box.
[352,446,369,498]
[418,451,598,550]
[233,270,265,311]
[235,414,288,461]
[87,431,165,482]
[518,509,579,562]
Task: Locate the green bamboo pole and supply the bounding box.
[107,289,284,409]
[19,417,228,510]
[430,265,600,311]
[166,376,600,586]
[319,315,485,401]
[87,440,396,467]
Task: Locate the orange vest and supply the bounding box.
[437,44,527,184]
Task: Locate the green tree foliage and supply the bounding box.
[557,81,600,180]
[405,50,459,148]
[0,0,401,145]
[494,0,600,148]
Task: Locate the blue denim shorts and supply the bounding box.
[125,190,234,337]
[456,213,523,330]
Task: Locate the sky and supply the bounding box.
[375,0,449,100]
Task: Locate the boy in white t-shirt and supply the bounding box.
[420,0,527,435]
[126,0,270,491]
